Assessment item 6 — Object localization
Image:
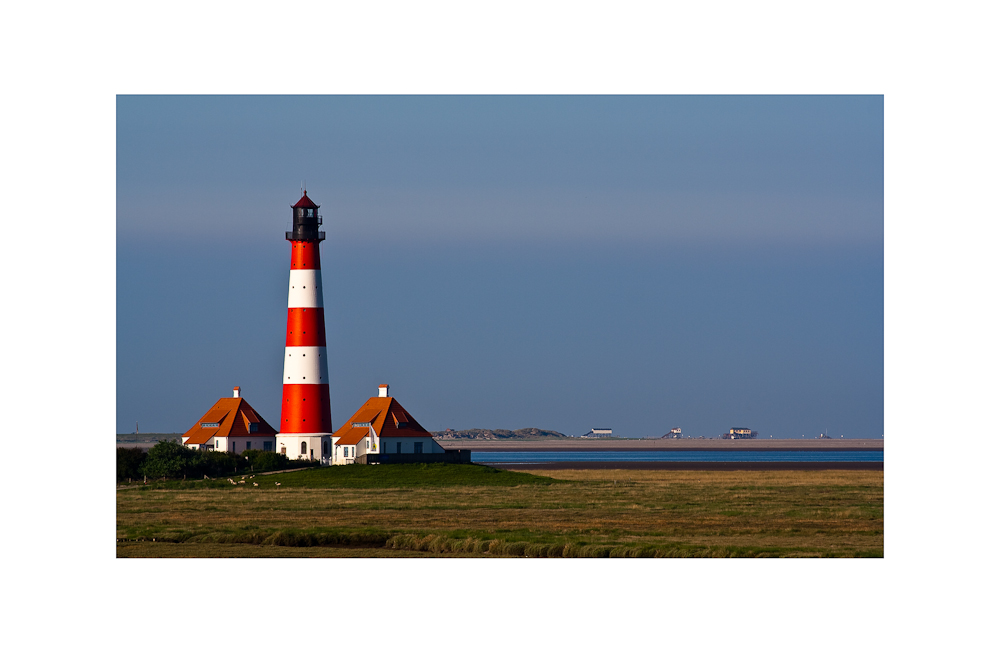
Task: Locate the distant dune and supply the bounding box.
[432,428,567,440]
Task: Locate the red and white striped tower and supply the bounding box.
[276,191,333,462]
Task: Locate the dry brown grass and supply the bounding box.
[116,543,496,558]
[116,468,882,557]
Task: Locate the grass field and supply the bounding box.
[124,462,558,490]
[116,464,883,558]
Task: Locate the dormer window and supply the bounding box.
[249,423,259,433]
[201,422,220,428]
[351,422,371,428]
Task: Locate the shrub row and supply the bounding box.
[117,441,319,482]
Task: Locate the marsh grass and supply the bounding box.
[116,543,493,558]
[117,469,882,558]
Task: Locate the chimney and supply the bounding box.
[233,386,241,398]
[378,384,389,398]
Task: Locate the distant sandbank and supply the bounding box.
[440,438,883,451]
[488,461,883,471]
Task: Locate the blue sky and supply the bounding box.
[117,95,883,437]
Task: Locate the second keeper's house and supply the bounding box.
[330,384,466,465]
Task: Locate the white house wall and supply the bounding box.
[276,434,331,462]
[185,436,446,461]
[332,443,359,465]
[184,436,278,453]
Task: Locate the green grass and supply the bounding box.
[271,463,563,488]
[125,463,561,490]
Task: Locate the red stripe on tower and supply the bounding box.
[276,191,333,461]
[285,308,327,347]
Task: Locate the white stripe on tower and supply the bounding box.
[286,269,324,309]
[282,346,328,384]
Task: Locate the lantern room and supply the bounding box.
[287,190,325,241]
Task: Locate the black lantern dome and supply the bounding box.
[287,190,325,241]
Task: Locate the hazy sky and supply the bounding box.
[117,95,883,437]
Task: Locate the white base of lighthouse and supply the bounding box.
[276,433,333,464]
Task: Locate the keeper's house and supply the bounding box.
[182,387,278,453]
[331,384,470,465]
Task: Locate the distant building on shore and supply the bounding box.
[723,427,758,440]
[581,428,613,438]
[664,427,682,439]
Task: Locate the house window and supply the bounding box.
[414,442,423,454]
[397,442,401,454]
[245,442,251,451]
[301,442,307,455]
[215,439,219,449]
[281,446,286,456]
[249,423,259,433]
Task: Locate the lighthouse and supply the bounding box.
[276,191,333,462]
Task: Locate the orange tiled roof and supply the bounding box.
[332,396,434,443]
[183,396,278,445]
[183,426,219,445]
[332,426,369,446]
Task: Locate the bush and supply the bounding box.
[244,449,306,473]
[131,441,321,480]
[139,440,194,479]
[194,450,248,478]
[117,447,147,482]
